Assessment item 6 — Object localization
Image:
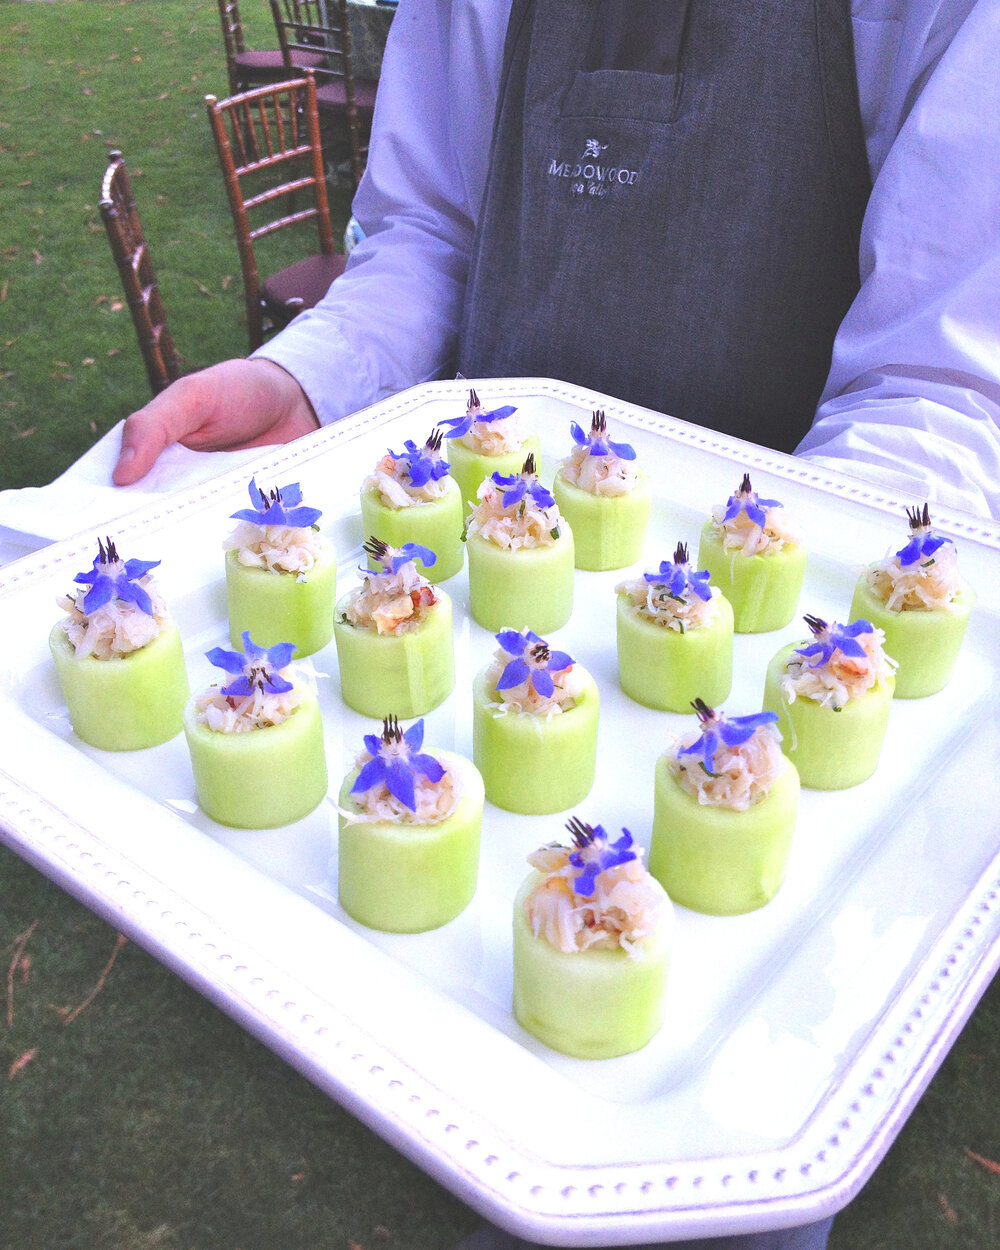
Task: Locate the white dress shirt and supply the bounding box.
[257,0,1000,519]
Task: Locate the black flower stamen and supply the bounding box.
[906,502,932,530]
[691,697,715,724]
[363,535,390,562]
[98,536,120,565]
[803,613,827,636]
[739,472,752,494]
[521,452,538,476]
[380,714,403,745]
[566,816,596,849]
[673,540,689,566]
[590,409,607,437]
[468,387,479,408]
[425,428,444,454]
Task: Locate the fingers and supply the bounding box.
[112,406,175,485]
[110,359,319,485]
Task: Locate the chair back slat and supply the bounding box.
[269,0,367,189]
[206,75,338,351]
[99,151,179,396]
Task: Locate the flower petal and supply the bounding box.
[220,674,254,698]
[403,719,425,752]
[352,755,388,796]
[608,438,636,460]
[265,641,296,671]
[205,645,246,674]
[545,650,574,672]
[496,629,527,656]
[384,758,416,811]
[531,668,555,698]
[496,657,530,690]
[241,632,266,661]
[410,752,445,783]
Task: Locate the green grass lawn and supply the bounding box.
[2,3,1000,1249]
[0,0,350,492]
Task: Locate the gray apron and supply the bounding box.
[458,0,871,453]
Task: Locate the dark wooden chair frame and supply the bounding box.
[99,150,179,397]
[216,0,324,97]
[269,0,371,190]
[206,74,340,352]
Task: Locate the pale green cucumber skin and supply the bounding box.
[551,472,650,571]
[447,434,542,516]
[696,521,807,633]
[512,873,671,1059]
[472,667,598,814]
[359,480,465,582]
[466,529,575,635]
[183,690,328,828]
[761,642,894,790]
[337,752,484,933]
[225,548,337,658]
[849,576,975,698]
[649,754,799,915]
[333,591,455,718]
[49,622,189,752]
[616,593,734,712]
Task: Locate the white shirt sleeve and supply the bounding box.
[797,0,1000,520]
[258,0,1000,523]
[253,0,510,427]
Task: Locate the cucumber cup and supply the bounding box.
[467,528,575,635]
[762,642,895,789]
[334,590,455,719]
[472,665,598,814]
[338,751,483,933]
[49,622,189,752]
[359,479,465,583]
[697,520,806,633]
[849,576,974,699]
[649,754,800,915]
[183,689,328,828]
[552,472,650,571]
[512,871,672,1059]
[225,548,337,659]
[447,433,542,515]
[616,592,733,712]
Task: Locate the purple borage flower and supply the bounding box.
[491,453,555,512]
[230,477,322,529]
[73,536,160,617]
[565,817,638,899]
[722,472,781,530]
[351,715,445,812]
[644,541,712,602]
[205,632,295,697]
[438,387,517,440]
[679,698,778,776]
[362,536,437,574]
[570,409,636,460]
[794,615,873,669]
[388,429,450,489]
[896,502,953,568]
[494,628,573,699]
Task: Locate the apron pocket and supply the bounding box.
[561,68,684,124]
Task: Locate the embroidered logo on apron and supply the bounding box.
[546,139,640,197]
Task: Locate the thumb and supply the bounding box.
[112,409,174,485]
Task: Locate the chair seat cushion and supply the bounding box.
[234,49,326,73]
[314,77,378,117]
[261,251,347,318]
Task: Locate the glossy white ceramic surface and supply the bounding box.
[2,379,1000,1245]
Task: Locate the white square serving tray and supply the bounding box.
[3,378,1000,1246]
